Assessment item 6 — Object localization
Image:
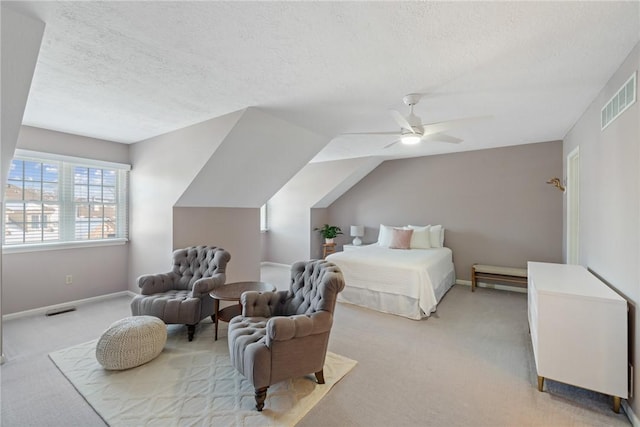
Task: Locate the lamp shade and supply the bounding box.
[350,225,364,246]
[350,225,364,237]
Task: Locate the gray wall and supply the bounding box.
[3,245,129,313]
[173,207,261,283]
[2,127,130,314]
[563,42,639,414]
[326,141,564,281]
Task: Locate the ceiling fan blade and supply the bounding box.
[383,140,400,149]
[422,133,463,144]
[421,115,491,136]
[389,109,415,133]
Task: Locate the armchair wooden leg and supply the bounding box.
[255,387,268,411]
[187,324,195,342]
[315,370,325,384]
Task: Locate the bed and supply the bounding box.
[325,225,455,320]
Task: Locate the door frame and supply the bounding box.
[566,146,580,264]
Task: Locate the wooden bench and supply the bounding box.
[471,264,528,292]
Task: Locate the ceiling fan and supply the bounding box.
[345,94,488,149]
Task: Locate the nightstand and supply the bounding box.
[322,243,336,258]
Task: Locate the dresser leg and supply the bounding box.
[613,396,621,413]
[537,376,544,392]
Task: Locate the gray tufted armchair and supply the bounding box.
[130,245,231,341]
[227,259,345,411]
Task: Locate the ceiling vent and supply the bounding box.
[601,71,636,131]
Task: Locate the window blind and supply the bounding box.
[4,150,130,247]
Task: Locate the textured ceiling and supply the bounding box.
[7,1,640,162]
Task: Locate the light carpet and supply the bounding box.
[49,323,356,427]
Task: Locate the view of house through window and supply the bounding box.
[4,152,129,246]
[5,159,60,244]
[73,166,118,240]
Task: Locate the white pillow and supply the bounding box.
[407,225,431,249]
[377,224,396,247]
[429,224,444,248]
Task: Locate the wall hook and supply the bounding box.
[546,177,565,192]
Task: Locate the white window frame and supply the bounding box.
[3,149,130,253]
[260,203,268,232]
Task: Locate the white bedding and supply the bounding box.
[326,245,455,319]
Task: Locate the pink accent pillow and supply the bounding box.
[389,228,413,249]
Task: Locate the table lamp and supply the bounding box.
[350,225,364,246]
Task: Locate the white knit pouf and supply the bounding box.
[96,316,167,370]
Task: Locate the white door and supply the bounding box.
[567,147,580,264]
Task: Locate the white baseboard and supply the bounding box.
[2,290,136,321]
[456,279,527,294]
[260,261,291,269]
[623,400,639,426]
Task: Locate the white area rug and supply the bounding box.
[49,323,356,426]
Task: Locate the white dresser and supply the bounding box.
[527,262,627,412]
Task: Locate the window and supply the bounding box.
[260,203,268,232]
[4,150,130,248]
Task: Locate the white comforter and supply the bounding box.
[326,245,454,317]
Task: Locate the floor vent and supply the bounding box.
[601,71,636,130]
[45,306,76,316]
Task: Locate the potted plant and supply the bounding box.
[314,224,343,244]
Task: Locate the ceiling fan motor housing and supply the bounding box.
[402,94,423,130]
[402,93,422,107]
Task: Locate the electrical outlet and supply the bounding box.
[65,275,73,285]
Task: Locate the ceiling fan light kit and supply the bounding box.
[400,135,422,145]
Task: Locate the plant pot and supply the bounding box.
[325,238,334,244]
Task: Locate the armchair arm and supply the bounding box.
[137,273,177,295]
[266,311,333,346]
[191,273,226,298]
[241,290,290,317]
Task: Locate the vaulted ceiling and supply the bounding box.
[6,1,640,162]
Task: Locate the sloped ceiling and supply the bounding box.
[5,1,640,162]
[273,156,384,209]
[1,6,44,190]
[175,108,328,208]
